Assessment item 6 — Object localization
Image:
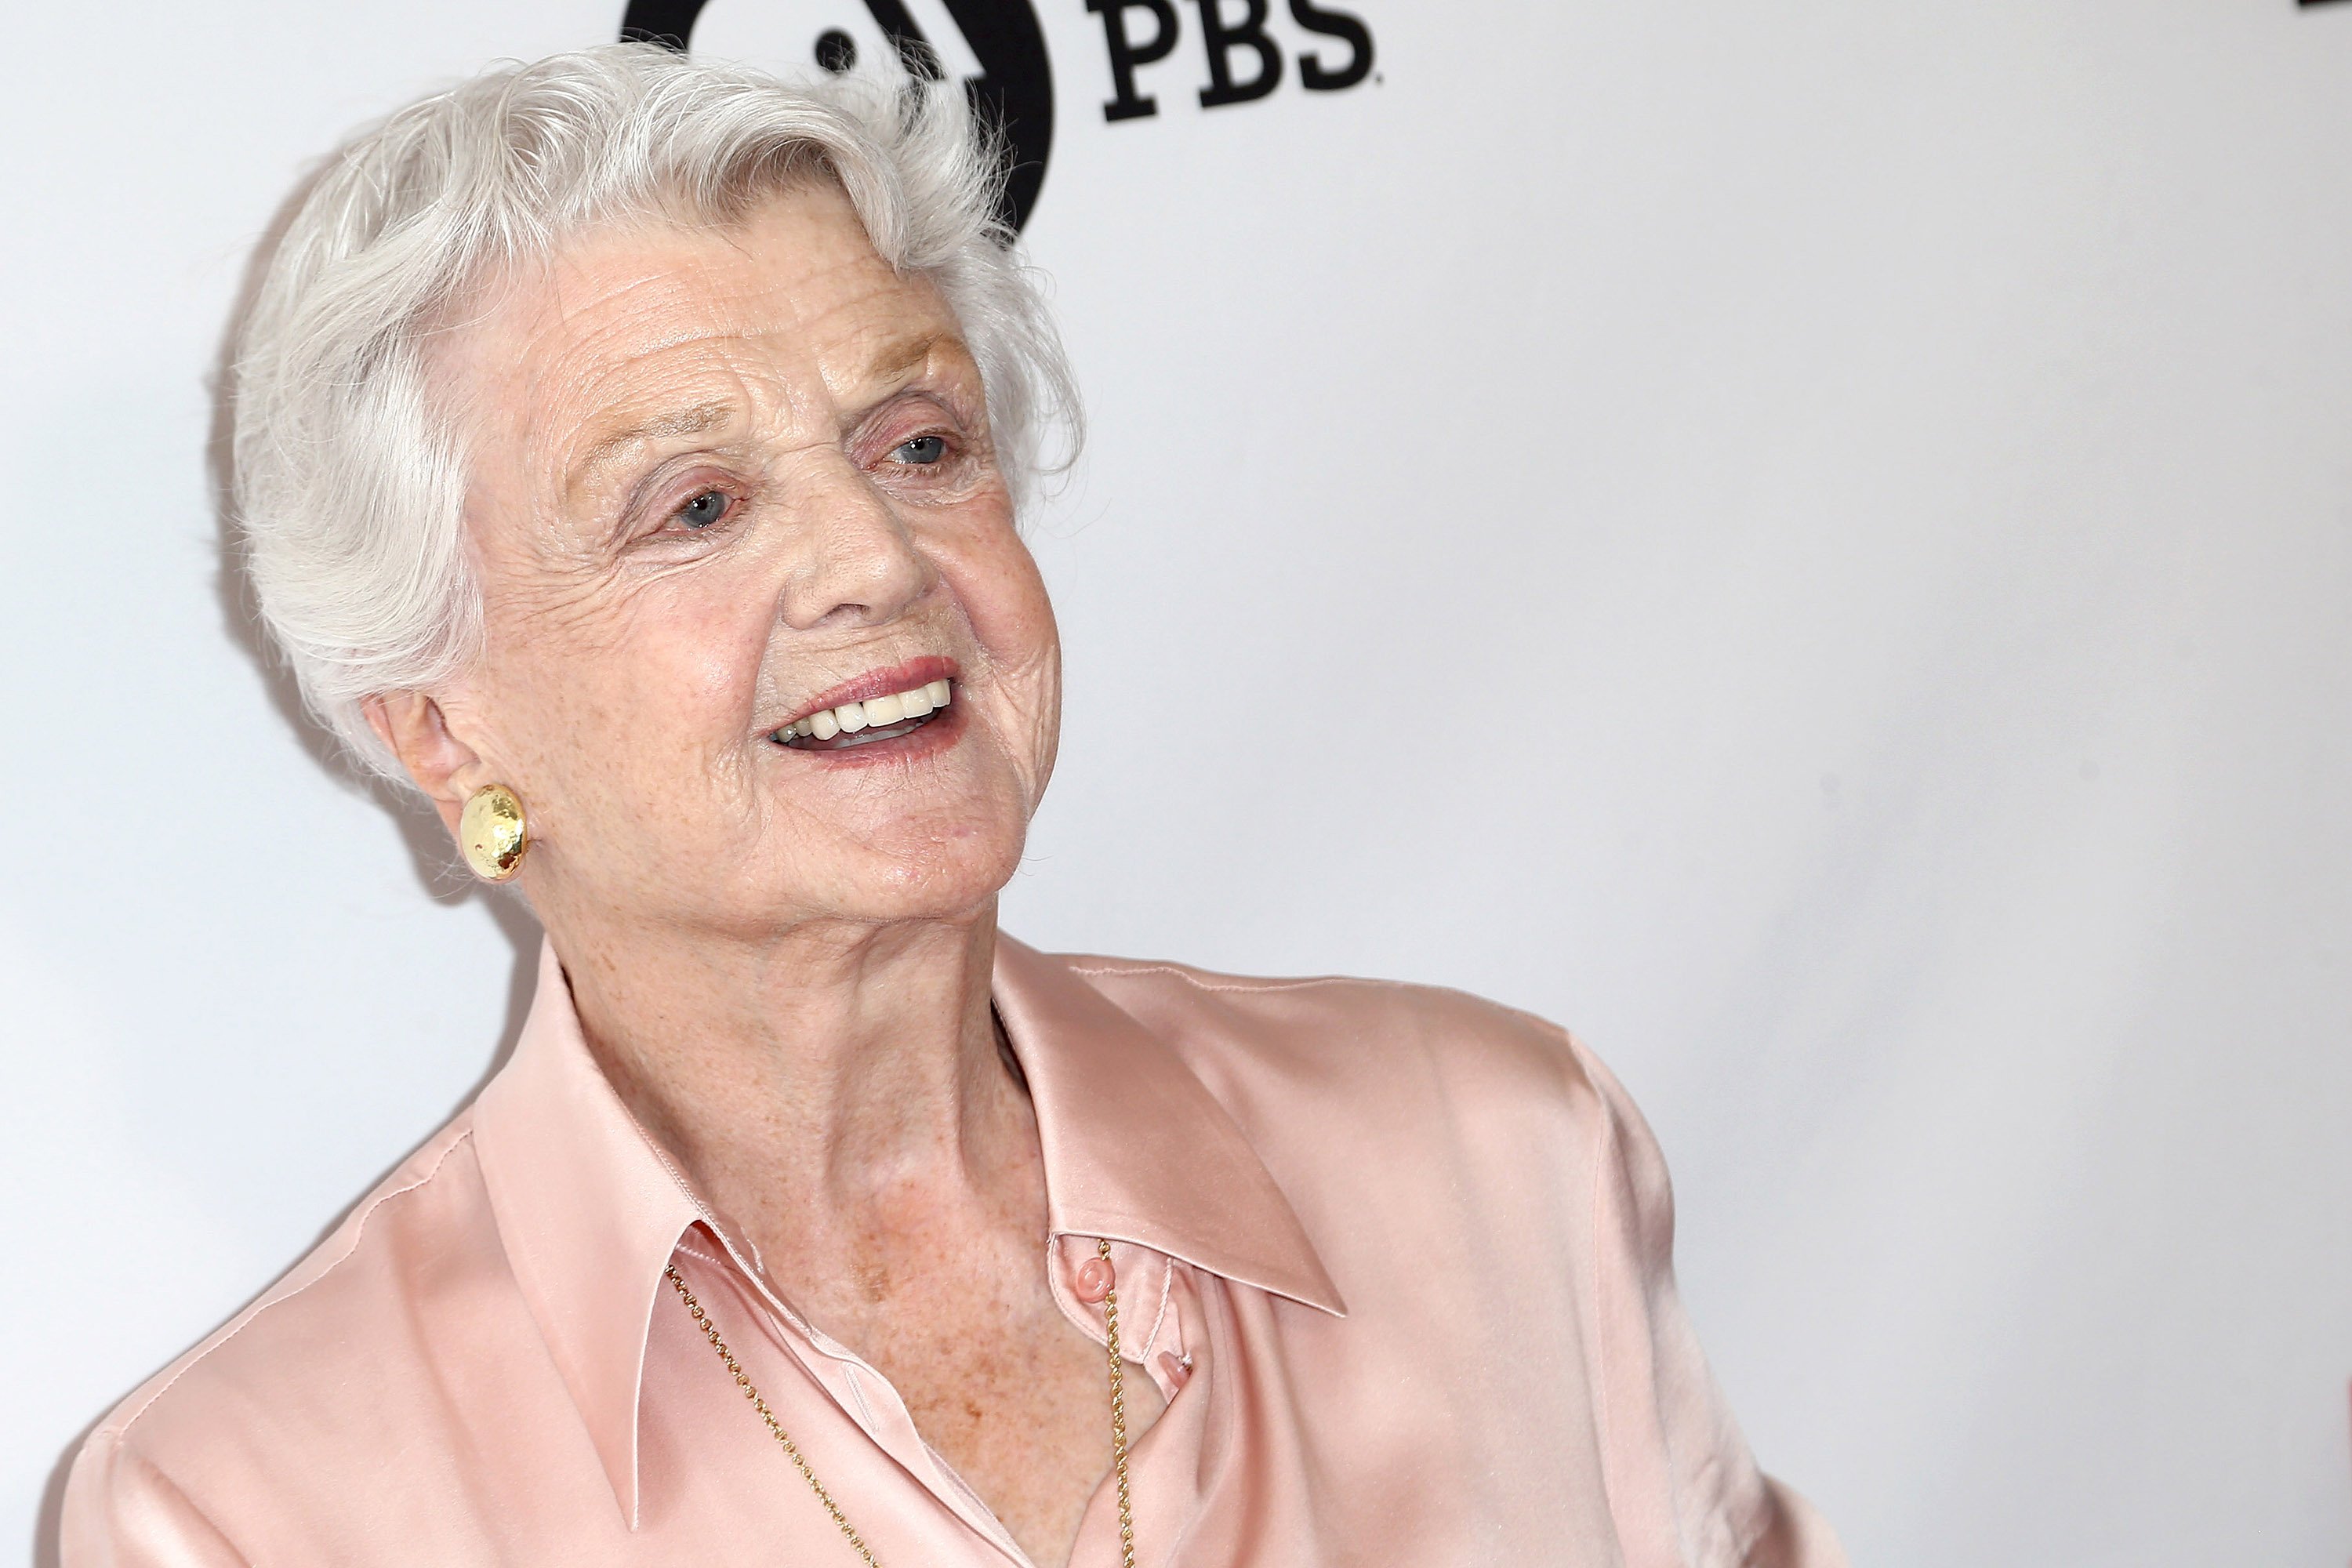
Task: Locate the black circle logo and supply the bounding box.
[619,0,1055,234]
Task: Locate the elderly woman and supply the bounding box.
[64,45,1842,1568]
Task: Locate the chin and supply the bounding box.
[859,840,1025,923]
[752,814,1027,929]
[758,752,1038,925]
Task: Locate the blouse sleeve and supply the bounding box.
[1565,1030,1850,1568]
[60,1430,248,1568]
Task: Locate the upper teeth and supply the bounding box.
[783,678,952,741]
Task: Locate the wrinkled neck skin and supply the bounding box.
[541,894,1043,1303]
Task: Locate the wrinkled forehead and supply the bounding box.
[423,179,969,492]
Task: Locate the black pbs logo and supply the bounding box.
[619,2,1377,234]
[619,1,1055,234]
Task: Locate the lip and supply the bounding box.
[777,695,967,768]
[777,655,961,732]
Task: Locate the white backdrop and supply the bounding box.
[5,2,2349,1563]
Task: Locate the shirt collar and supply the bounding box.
[470,942,703,1528]
[989,935,1345,1317]
[470,934,1344,1526]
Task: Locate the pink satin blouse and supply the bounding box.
[64,938,1846,1566]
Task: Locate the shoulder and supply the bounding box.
[1052,947,1609,1108]
[1048,949,1690,1348]
[1044,949,1645,1185]
[66,1116,496,1537]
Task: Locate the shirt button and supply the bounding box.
[1073,1254,1115,1304]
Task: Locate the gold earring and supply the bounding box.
[459,783,529,882]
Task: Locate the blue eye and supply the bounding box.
[675,489,729,529]
[895,434,948,465]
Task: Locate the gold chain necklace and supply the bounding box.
[664,1235,1140,1568]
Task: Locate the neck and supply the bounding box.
[543,901,1040,1287]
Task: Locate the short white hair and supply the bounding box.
[233,43,1078,782]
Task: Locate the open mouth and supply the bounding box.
[772,677,954,752]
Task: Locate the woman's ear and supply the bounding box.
[365,691,487,830]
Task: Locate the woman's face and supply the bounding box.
[407,180,1061,939]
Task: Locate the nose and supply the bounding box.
[774,455,934,633]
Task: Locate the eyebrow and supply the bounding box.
[571,401,737,486]
[836,327,982,419]
[863,328,960,385]
[564,332,974,490]
[825,328,982,443]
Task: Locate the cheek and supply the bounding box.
[942,532,1062,800]
[488,568,775,792]
[953,532,1059,686]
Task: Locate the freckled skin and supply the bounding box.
[368,183,1158,1566]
